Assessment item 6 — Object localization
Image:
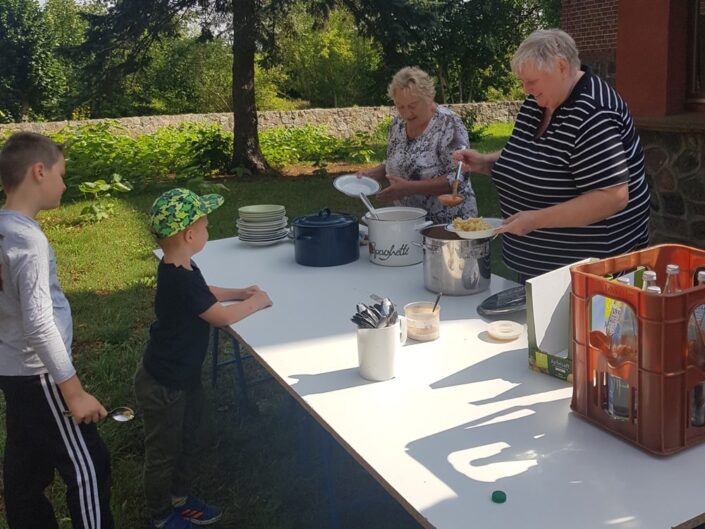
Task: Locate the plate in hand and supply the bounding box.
[333,174,380,197]
[445,217,503,239]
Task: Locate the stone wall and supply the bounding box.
[639,124,705,247]
[0,101,521,138]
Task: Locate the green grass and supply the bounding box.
[0,123,513,529]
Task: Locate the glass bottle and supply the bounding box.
[641,270,657,291]
[663,264,681,294]
[606,277,636,421]
[691,271,705,427]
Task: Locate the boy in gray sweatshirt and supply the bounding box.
[0,132,114,529]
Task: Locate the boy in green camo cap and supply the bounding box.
[135,188,272,529]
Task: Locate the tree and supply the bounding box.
[0,0,64,121]
[278,6,382,108]
[79,0,439,175]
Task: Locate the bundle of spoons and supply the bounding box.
[350,296,398,329]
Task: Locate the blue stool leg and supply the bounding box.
[230,336,250,411]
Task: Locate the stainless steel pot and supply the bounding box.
[420,225,491,295]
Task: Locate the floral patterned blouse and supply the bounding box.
[385,105,477,224]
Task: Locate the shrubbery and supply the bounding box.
[0,120,390,197]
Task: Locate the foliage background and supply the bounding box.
[0,0,560,122]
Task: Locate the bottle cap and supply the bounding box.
[616,276,631,285]
[698,270,705,283]
[643,270,656,281]
[491,490,507,503]
[667,264,680,274]
[646,286,662,294]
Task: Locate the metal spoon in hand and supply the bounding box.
[439,147,467,207]
[63,406,136,423]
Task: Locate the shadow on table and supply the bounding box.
[406,348,689,528]
[289,367,372,396]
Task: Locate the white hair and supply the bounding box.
[511,29,581,74]
[387,67,436,101]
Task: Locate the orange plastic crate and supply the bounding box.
[570,244,705,455]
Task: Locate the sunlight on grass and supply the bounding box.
[0,122,516,529]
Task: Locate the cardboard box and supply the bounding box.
[526,259,596,382]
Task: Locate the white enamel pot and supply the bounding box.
[363,207,432,266]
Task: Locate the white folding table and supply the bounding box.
[189,236,705,529]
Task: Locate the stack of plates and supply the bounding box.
[237,204,288,246]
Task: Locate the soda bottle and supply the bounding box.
[663,264,681,294]
[641,270,657,291]
[606,277,636,421]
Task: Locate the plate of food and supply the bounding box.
[445,217,503,239]
[333,174,380,197]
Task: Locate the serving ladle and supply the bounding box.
[438,148,467,207]
[63,406,136,423]
[359,192,379,220]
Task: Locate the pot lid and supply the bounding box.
[293,208,356,228]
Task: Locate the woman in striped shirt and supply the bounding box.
[455,29,650,280]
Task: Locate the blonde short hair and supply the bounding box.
[511,29,581,74]
[387,67,436,101]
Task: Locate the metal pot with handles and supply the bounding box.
[420,224,491,295]
[363,207,432,266]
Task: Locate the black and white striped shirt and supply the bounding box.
[492,66,650,277]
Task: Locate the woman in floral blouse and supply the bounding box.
[359,67,477,224]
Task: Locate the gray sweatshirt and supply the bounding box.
[0,209,75,383]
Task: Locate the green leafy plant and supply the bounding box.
[458,105,488,143]
[78,173,133,222]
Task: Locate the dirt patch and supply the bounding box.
[281,162,376,177]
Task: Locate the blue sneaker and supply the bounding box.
[174,496,223,526]
[151,510,196,529]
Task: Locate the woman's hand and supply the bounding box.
[356,163,385,181]
[496,210,542,236]
[376,175,411,202]
[452,149,499,176]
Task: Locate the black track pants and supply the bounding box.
[0,374,114,529]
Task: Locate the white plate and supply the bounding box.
[238,235,289,247]
[238,204,285,215]
[333,174,380,197]
[445,217,503,239]
[238,229,289,241]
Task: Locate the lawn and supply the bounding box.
[0,122,513,529]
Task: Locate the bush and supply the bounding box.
[457,106,488,143]
[259,125,343,167]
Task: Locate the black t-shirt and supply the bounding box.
[143,260,218,390]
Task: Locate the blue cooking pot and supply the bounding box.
[292,208,359,267]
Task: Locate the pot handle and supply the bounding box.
[412,241,440,253]
[318,208,331,218]
[414,220,433,232]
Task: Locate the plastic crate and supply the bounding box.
[570,244,705,455]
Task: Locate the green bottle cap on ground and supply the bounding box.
[491,490,507,503]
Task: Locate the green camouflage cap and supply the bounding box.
[149,188,224,239]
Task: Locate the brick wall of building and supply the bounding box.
[561,0,619,85]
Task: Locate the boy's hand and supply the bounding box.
[59,375,108,424]
[66,391,108,424]
[241,285,263,299]
[251,290,273,311]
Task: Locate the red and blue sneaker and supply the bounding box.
[150,510,196,529]
[173,496,223,526]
